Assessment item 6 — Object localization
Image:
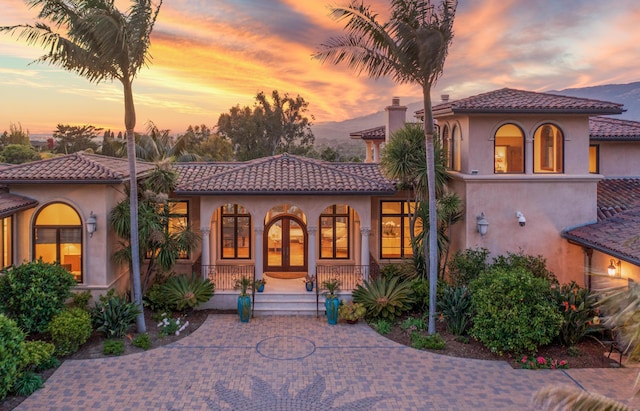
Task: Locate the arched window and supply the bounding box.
[33,203,82,282]
[494,124,525,173]
[534,124,564,173]
[441,125,451,169]
[452,125,461,171]
[320,205,350,259]
[221,204,251,259]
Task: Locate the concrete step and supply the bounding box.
[253,292,323,316]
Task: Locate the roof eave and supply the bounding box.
[562,230,640,267]
[173,189,397,196]
[0,179,126,185]
[0,201,38,218]
[448,108,625,115]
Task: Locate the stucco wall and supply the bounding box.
[11,183,127,295]
[596,141,640,177]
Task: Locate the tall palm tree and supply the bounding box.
[315,0,457,333]
[2,0,163,332]
[137,122,199,162]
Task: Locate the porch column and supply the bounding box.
[373,142,381,162]
[200,227,211,280]
[525,137,533,174]
[365,141,373,163]
[255,226,264,280]
[360,227,371,281]
[308,226,317,278]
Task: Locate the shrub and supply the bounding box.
[144,282,173,312]
[0,260,76,333]
[103,339,124,356]
[371,319,391,335]
[410,332,446,350]
[491,251,557,284]
[12,372,43,397]
[352,276,414,320]
[132,333,152,350]
[410,278,429,311]
[69,290,93,311]
[161,274,214,311]
[400,316,427,333]
[19,340,55,372]
[338,301,366,322]
[0,314,25,400]
[438,285,473,336]
[469,267,562,355]
[157,312,190,337]
[48,308,93,356]
[552,281,599,347]
[90,294,140,339]
[447,248,489,287]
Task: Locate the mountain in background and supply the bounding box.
[312,82,640,155]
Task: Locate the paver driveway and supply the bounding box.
[16,315,640,410]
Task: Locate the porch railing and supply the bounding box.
[203,265,255,291]
[316,265,369,292]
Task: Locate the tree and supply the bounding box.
[0,123,30,148]
[110,161,200,293]
[380,124,462,279]
[315,0,457,334]
[136,122,198,162]
[0,144,41,164]
[179,124,234,161]
[2,0,164,332]
[52,124,100,154]
[217,90,316,160]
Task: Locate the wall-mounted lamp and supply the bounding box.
[516,211,526,227]
[476,212,489,237]
[607,259,621,277]
[86,211,97,237]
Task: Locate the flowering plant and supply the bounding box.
[157,313,189,337]
[520,355,568,370]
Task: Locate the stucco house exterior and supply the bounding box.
[1,87,639,312]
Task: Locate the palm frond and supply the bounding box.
[533,385,633,411]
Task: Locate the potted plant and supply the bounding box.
[254,278,266,293]
[234,276,253,322]
[338,301,366,324]
[304,274,316,292]
[322,278,341,325]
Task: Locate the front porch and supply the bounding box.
[200,264,375,315]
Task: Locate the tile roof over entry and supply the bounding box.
[0,152,155,184]
[0,189,37,218]
[597,178,640,220]
[175,153,396,195]
[431,88,625,116]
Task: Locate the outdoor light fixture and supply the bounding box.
[476,212,489,237]
[516,211,526,227]
[607,259,621,277]
[86,211,97,237]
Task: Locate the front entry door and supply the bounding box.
[264,216,307,272]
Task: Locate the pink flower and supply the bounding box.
[559,360,567,366]
[521,356,528,363]
[537,357,547,365]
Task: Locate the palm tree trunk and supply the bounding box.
[422,84,438,335]
[124,80,146,333]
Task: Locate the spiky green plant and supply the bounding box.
[438,285,473,336]
[352,276,414,320]
[90,295,140,339]
[162,274,214,311]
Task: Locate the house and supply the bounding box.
[1,88,639,313]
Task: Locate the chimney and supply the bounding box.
[385,97,407,143]
[441,94,450,103]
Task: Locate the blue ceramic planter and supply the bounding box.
[237,295,252,322]
[325,297,339,325]
[305,281,314,292]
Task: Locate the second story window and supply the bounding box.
[589,144,599,174]
[534,123,564,173]
[494,124,525,173]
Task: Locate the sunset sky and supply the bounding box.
[1,0,639,136]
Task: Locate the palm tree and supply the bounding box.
[315,0,457,333]
[136,122,199,162]
[2,0,163,332]
[533,282,640,410]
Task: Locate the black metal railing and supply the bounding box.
[203,265,255,291]
[315,265,369,317]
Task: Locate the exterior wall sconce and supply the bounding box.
[516,211,526,227]
[86,211,97,237]
[476,212,489,237]
[607,259,621,277]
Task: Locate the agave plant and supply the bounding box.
[162,274,215,311]
[352,276,414,320]
[90,294,140,339]
[437,285,472,336]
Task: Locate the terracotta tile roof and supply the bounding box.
[175,153,396,195]
[589,116,640,141]
[0,189,37,218]
[563,208,640,265]
[597,178,640,220]
[431,88,625,116]
[349,126,385,140]
[0,152,155,184]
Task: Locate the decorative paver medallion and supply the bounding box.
[256,335,316,360]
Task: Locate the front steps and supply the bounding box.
[253,291,321,316]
